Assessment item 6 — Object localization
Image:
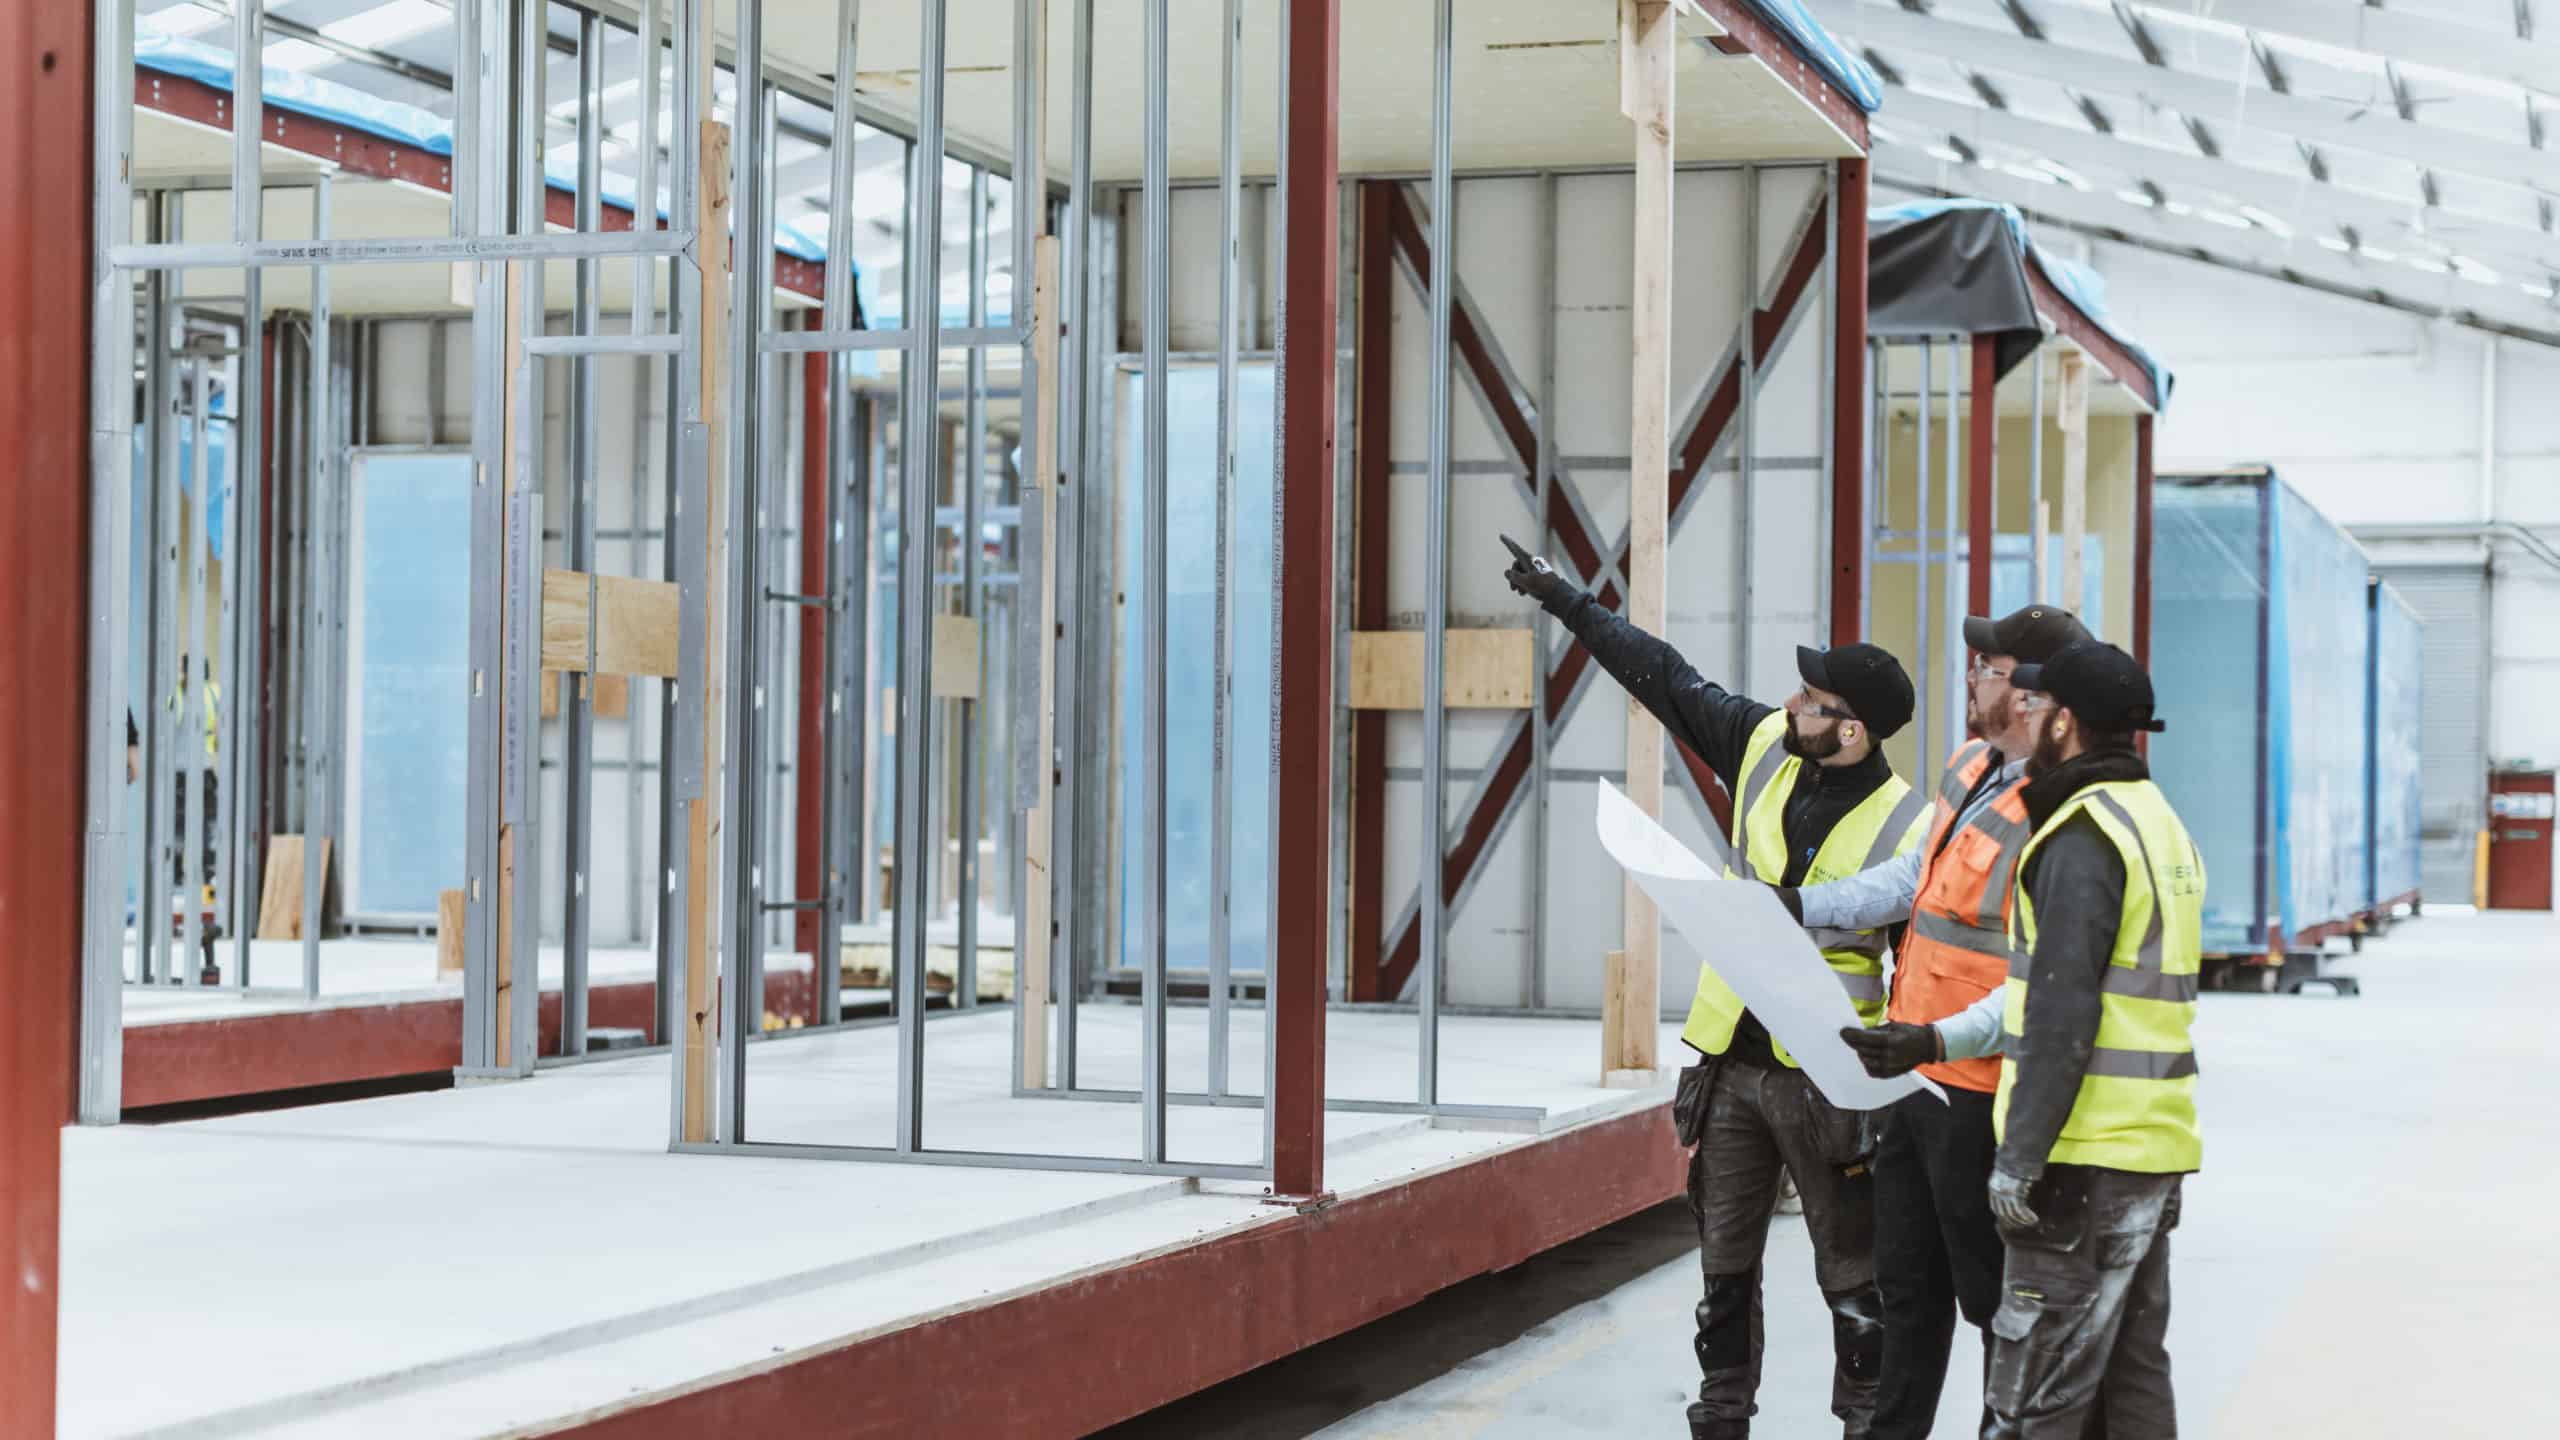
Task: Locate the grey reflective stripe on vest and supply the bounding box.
[1835,969,1886,1004]
[1809,926,1888,957]
[2102,966,2201,1003]
[2086,791,2171,976]
[2082,1047,2199,1081]
[1965,806,2033,930]
[1938,742,1989,808]
[1915,907,2017,962]
[1867,788,1930,870]
[1736,730,1791,829]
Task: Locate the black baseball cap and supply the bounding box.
[1962,605,2090,665]
[2011,641,2167,734]
[1795,643,1916,739]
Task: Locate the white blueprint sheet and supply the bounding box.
[1595,780,1944,1112]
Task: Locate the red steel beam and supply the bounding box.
[133,69,830,301]
[795,313,829,963]
[1271,0,1341,1201]
[551,1103,1688,1439]
[1693,0,1871,151]
[2022,260,2156,413]
[120,969,817,1111]
[1968,335,1996,618]
[2,0,92,1422]
[1349,182,1394,1003]
[1830,157,1867,646]
[1375,200,1830,1001]
[2134,412,2155,669]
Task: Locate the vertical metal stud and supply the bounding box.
[563,9,606,1061]
[1140,0,1171,1163]
[1208,0,1243,1097]
[1738,164,1757,694]
[1057,0,1095,1091]
[1528,168,1555,1010]
[1913,338,1932,783]
[896,0,954,1154]
[820,0,868,1032]
[959,167,987,1012]
[1418,0,1454,1105]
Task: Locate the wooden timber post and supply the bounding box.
[683,109,732,1144]
[1609,0,1674,1085]
[2058,350,2089,617]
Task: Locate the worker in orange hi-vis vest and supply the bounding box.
[1763,605,2090,1440]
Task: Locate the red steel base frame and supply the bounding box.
[550,1102,1689,1440]
[121,970,821,1111]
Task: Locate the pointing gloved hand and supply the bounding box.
[1500,534,1576,610]
[1837,1020,1940,1079]
[1986,1163,2041,1229]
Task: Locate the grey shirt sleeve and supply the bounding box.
[1796,846,1925,931]
[1933,986,2010,1062]
[1994,812,2126,1181]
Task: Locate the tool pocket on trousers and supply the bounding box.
[1802,1092,1872,1173]
[1996,1167,2092,1252]
[1984,1280,2095,1418]
[1673,1059,1719,1148]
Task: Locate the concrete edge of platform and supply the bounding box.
[533,1098,1689,1440]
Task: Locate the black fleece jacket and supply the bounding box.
[1995,746,2151,1182]
[1546,588,1901,1063]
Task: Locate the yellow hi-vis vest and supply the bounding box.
[1681,710,1931,1063]
[1996,778,2206,1173]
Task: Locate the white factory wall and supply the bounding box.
[2083,240,2560,893]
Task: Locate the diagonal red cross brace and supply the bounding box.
[1371,191,1832,1002]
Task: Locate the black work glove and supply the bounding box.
[1499,534,1576,612]
[1987,1163,2041,1229]
[1837,1020,1939,1079]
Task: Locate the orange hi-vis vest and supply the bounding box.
[1889,739,2034,1094]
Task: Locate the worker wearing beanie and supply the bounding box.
[1504,537,1930,1440]
[1982,640,2202,1438]
[1767,605,2091,1440]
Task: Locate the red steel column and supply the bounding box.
[1829,157,1867,646]
[1968,335,1996,619]
[3,0,94,1423]
[1348,183,1391,1004]
[1273,0,1340,1200]
[2134,412,2155,668]
[796,312,828,966]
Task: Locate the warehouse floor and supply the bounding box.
[1115,907,2560,1439]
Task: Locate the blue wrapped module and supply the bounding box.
[2366,580,2425,913]
[2150,468,2373,955]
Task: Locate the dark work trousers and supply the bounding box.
[1685,1057,1883,1439]
[1872,1086,2007,1439]
[1982,1167,2181,1440]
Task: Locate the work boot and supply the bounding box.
[1685,1403,1748,1440]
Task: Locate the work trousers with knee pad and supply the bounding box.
[1682,1056,1882,1438]
[1982,1166,2181,1440]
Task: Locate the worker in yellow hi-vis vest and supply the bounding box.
[1504,537,1929,1440]
[1984,641,2203,1439]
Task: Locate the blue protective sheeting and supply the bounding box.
[347,454,475,917]
[1868,196,2173,409]
[2150,469,2372,954]
[1113,364,1279,977]
[1742,0,1884,113]
[136,19,832,268]
[138,27,453,156]
[2367,580,2425,910]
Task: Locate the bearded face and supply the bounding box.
[2025,706,2071,779]
[1783,713,1845,761]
